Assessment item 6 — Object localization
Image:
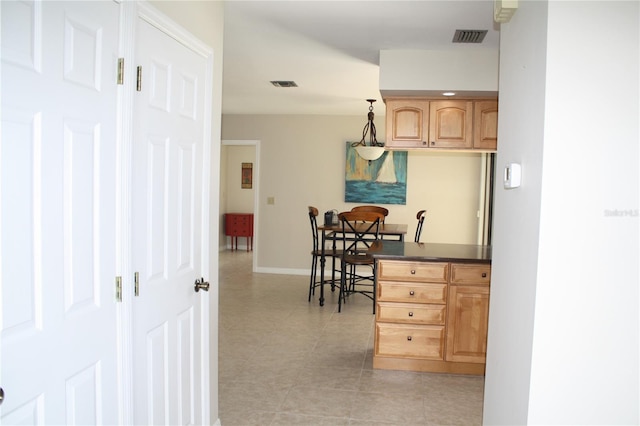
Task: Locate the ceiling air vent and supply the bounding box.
[270,80,298,88]
[452,29,488,43]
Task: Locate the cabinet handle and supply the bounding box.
[430,141,435,146]
[482,272,487,278]
[422,141,427,146]
[408,312,414,317]
[407,336,412,341]
[410,270,416,275]
[409,290,415,296]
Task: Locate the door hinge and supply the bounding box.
[134,272,139,297]
[136,66,142,92]
[117,58,124,85]
[115,276,122,302]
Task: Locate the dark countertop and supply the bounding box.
[369,241,492,264]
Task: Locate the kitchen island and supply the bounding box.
[370,241,491,375]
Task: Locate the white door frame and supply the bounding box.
[221,140,260,272]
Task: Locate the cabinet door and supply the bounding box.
[429,101,473,149]
[473,100,498,150]
[385,99,430,148]
[445,285,490,363]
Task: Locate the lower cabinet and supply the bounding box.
[374,260,491,375]
[445,284,490,363]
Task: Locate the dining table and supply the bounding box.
[316,222,408,306]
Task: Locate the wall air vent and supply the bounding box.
[452,29,488,43]
[270,80,298,88]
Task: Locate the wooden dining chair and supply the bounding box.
[415,209,426,242]
[350,205,389,223]
[307,206,342,302]
[337,210,383,313]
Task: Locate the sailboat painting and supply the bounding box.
[345,142,407,204]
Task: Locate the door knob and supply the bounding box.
[194,277,210,292]
[0,387,4,406]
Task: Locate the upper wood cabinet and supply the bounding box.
[384,99,430,148]
[429,100,473,149]
[473,100,498,150]
[383,98,498,151]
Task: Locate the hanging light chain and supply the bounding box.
[351,99,383,147]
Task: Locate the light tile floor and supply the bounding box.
[218,250,485,425]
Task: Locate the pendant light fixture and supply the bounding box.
[352,99,384,162]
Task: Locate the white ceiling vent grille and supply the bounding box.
[452,30,488,43]
[270,80,298,88]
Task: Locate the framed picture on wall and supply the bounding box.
[345,142,407,204]
[241,162,253,189]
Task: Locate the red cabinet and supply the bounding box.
[225,213,253,251]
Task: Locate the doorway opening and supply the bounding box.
[221,140,260,272]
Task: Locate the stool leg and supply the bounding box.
[338,260,345,312]
[308,254,317,302]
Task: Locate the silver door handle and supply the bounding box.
[194,277,210,292]
[0,387,4,406]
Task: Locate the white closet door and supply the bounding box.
[1,1,121,424]
[131,11,211,425]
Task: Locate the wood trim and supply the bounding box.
[373,356,486,375]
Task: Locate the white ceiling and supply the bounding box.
[222,0,501,116]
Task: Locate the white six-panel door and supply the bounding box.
[1,2,212,425]
[130,11,211,426]
[1,1,121,423]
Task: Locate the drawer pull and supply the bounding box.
[410,270,416,275]
[482,272,487,278]
[409,290,415,296]
[407,336,412,341]
[408,312,414,317]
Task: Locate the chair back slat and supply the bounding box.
[414,209,426,243]
[308,206,320,251]
[338,211,383,255]
[350,205,388,223]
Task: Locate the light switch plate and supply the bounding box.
[504,163,522,189]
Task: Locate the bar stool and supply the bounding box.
[307,206,342,302]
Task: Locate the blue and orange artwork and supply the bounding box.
[345,142,407,205]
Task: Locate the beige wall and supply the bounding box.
[220,144,256,249]
[379,49,499,96]
[221,114,486,273]
[223,145,256,213]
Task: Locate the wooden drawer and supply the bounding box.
[377,260,448,283]
[225,213,253,237]
[375,323,444,360]
[450,263,491,285]
[377,282,447,304]
[376,302,446,325]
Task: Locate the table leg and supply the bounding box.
[319,229,326,306]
